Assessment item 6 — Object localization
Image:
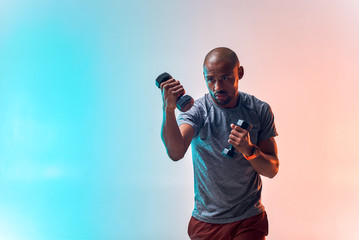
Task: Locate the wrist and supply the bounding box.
[163,105,176,114]
[243,145,255,157]
[243,145,260,160]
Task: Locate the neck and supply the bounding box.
[226,92,240,108]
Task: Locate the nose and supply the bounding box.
[214,79,224,92]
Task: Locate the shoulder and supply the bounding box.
[191,94,213,114]
[239,91,272,114]
[178,94,208,120]
[194,94,206,107]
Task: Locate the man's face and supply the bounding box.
[203,60,243,108]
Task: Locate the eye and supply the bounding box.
[222,76,228,81]
[207,77,213,82]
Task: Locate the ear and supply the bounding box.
[238,66,244,80]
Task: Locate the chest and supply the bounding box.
[197,108,261,145]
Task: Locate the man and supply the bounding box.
[160,47,279,240]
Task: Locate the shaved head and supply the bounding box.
[203,47,240,69]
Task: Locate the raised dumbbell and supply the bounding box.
[156,72,194,112]
[222,119,253,158]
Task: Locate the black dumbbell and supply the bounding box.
[222,119,253,158]
[156,72,194,112]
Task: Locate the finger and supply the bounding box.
[162,80,179,89]
[170,84,184,92]
[234,125,248,133]
[168,84,184,96]
[160,78,176,90]
[229,134,241,144]
[172,88,185,96]
[231,123,245,132]
[228,138,240,147]
[163,81,182,91]
[230,129,243,138]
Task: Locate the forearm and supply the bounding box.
[161,109,185,161]
[247,150,279,178]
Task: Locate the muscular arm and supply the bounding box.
[160,78,194,161]
[247,137,279,178]
[229,124,279,178]
[161,111,194,161]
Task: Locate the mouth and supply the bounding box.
[214,92,227,100]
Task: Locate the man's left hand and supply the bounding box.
[228,123,254,156]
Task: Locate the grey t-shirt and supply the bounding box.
[177,91,278,224]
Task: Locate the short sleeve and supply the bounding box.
[177,100,204,136]
[258,102,278,142]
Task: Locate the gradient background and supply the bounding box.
[1,0,359,239]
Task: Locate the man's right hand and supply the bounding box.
[160,78,185,112]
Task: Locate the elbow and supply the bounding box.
[266,169,278,179]
[170,156,183,162]
[267,169,278,179]
[268,159,279,179]
[164,142,187,161]
[167,150,185,162]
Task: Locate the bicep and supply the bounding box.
[179,123,195,152]
[257,137,278,158]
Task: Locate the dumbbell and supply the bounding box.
[222,119,253,158]
[156,72,194,112]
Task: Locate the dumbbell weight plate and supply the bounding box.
[177,95,194,112]
[155,72,172,88]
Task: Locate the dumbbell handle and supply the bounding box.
[227,145,235,152]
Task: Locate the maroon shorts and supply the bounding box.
[188,211,269,240]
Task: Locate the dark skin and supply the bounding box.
[161,47,279,178]
[204,59,243,109]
